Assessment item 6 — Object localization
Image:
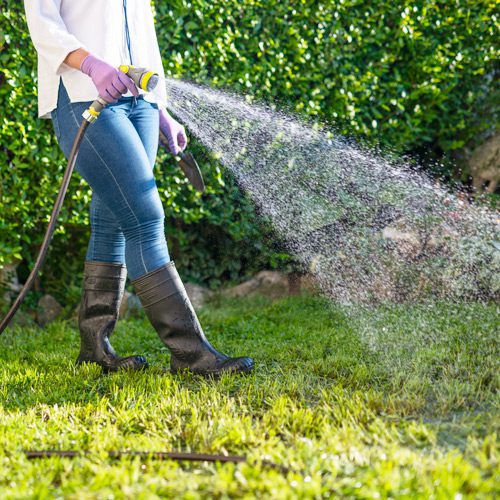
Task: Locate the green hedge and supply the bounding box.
[0,0,497,304]
[156,0,498,152]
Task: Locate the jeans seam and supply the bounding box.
[67,105,148,275]
[91,197,96,260]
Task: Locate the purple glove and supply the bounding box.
[80,54,138,103]
[159,108,188,155]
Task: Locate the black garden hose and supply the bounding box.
[0,119,89,334]
[24,449,293,474]
[0,66,153,333]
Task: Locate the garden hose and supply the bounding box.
[0,119,89,335]
[0,65,169,334]
[23,449,293,474]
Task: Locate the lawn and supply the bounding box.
[0,295,498,498]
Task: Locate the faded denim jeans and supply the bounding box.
[51,81,170,280]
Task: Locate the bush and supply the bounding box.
[0,1,497,305]
[156,0,497,159]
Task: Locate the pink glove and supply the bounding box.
[159,109,188,155]
[80,54,138,103]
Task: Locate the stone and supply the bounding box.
[300,273,320,294]
[119,291,143,319]
[37,294,63,326]
[0,261,22,304]
[11,311,37,328]
[287,272,302,296]
[287,272,320,296]
[382,224,422,259]
[469,132,500,193]
[0,310,37,332]
[382,225,420,247]
[222,271,289,300]
[382,217,460,258]
[185,283,214,310]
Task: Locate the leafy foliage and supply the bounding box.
[0,1,497,303]
[155,0,498,155]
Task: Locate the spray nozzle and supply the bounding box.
[119,65,159,92]
[83,65,160,123]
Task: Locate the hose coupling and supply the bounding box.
[82,97,108,123]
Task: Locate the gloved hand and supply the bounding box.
[80,54,138,103]
[159,108,188,155]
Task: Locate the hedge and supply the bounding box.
[0,0,497,305]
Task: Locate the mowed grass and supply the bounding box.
[0,295,498,498]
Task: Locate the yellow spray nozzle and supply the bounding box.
[139,70,156,92]
[119,65,159,92]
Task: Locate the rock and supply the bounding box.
[288,272,320,296]
[287,272,302,296]
[382,217,460,259]
[119,291,143,319]
[37,294,63,326]
[382,224,423,259]
[369,271,398,303]
[0,310,37,332]
[222,271,320,300]
[382,226,420,247]
[11,311,37,328]
[222,271,289,300]
[0,261,22,304]
[300,273,320,294]
[469,132,500,193]
[185,283,214,309]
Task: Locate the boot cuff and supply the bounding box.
[83,261,127,291]
[131,262,184,308]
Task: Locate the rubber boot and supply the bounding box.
[77,261,148,372]
[132,262,254,376]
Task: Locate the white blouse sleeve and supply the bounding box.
[24,0,86,74]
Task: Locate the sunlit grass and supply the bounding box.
[0,296,497,497]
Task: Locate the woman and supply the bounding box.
[23,0,254,376]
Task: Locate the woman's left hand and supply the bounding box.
[159,109,187,155]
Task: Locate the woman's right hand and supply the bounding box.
[80,54,138,103]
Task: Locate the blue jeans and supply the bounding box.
[51,82,170,280]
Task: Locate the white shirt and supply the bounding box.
[24,0,168,118]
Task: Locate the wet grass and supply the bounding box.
[0,295,498,498]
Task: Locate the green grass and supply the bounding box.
[0,295,498,498]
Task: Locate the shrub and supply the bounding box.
[0,0,497,305]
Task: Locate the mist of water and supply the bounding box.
[163,78,499,305]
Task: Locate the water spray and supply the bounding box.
[0,65,203,334]
[162,78,499,304]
